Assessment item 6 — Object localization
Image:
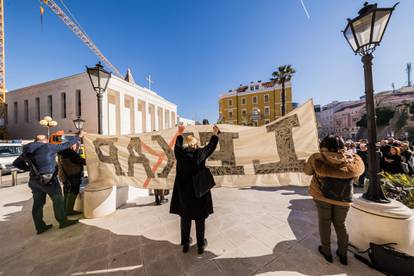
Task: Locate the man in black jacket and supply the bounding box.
[13,131,85,234]
[58,142,86,215]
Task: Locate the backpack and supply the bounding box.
[354,243,414,276]
[317,176,354,202]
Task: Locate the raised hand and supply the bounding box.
[213,125,220,136]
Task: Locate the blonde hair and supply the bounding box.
[183,135,199,148]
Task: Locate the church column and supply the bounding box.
[145,101,149,132]
[154,105,159,131]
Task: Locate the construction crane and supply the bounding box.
[0,0,123,138]
[0,0,6,138]
[42,0,122,78]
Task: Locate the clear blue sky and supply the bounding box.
[5,0,413,122]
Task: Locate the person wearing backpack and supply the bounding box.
[304,135,364,265]
[13,131,86,234]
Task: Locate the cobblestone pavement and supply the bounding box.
[0,184,380,276]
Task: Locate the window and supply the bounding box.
[250,86,254,91]
[255,85,259,90]
[242,109,247,118]
[264,94,269,103]
[13,102,18,124]
[24,100,29,123]
[47,95,53,117]
[252,96,257,104]
[75,89,82,116]
[35,97,40,121]
[228,99,233,107]
[0,145,22,157]
[241,97,246,105]
[264,107,270,116]
[228,110,233,119]
[61,92,66,118]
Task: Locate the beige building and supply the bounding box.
[6,71,177,139]
[315,86,414,139]
[219,80,292,126]
[334,102,365,139]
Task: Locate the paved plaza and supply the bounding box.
[0,180,380,276]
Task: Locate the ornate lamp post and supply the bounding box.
[343,2,398,203]
[73,116,85,132]
[39,116,58,138]
[86,62,111,135]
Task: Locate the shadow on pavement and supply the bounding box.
[0,186,376,276]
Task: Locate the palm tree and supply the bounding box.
[271,65,296,116]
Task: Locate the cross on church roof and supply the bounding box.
[145,75,154,90]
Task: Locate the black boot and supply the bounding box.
[37,224,53,235]
[318,246,333,263]
[336,250,348,265]
[66,193,82,216]
[155,194,161,205]
[198,239,208,255]
[64,192,69,212]
[59,219,79,229]
[182,237,192,253]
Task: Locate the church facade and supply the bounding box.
[6,71,177,139]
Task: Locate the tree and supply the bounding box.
[271,65,296,116]
[356,107,395,127]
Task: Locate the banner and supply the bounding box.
[83,100,319,190]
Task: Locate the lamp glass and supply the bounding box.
[43,116,52,122]
[372,10,391,43]
[344,24,358,52]
[49,121,58,127]
[99,70,111,92]
[73,117,85,130]
[352,11,373,48]
[39,120,48,126]
[86,63,111,93]
[87,67,100,91]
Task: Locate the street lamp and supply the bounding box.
[86,62,111,134]
[39,116,58,138]
[343,2,398,203]
[251,108,261,126]
[73,116,85,132]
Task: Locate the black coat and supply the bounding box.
[383,154,404,174]
[58,148,86,194]
[169,134,219,220]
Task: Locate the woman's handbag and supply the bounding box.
[192,167,215,198]
[317,176,353,202]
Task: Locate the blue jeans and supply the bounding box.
[29,177,66,231]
